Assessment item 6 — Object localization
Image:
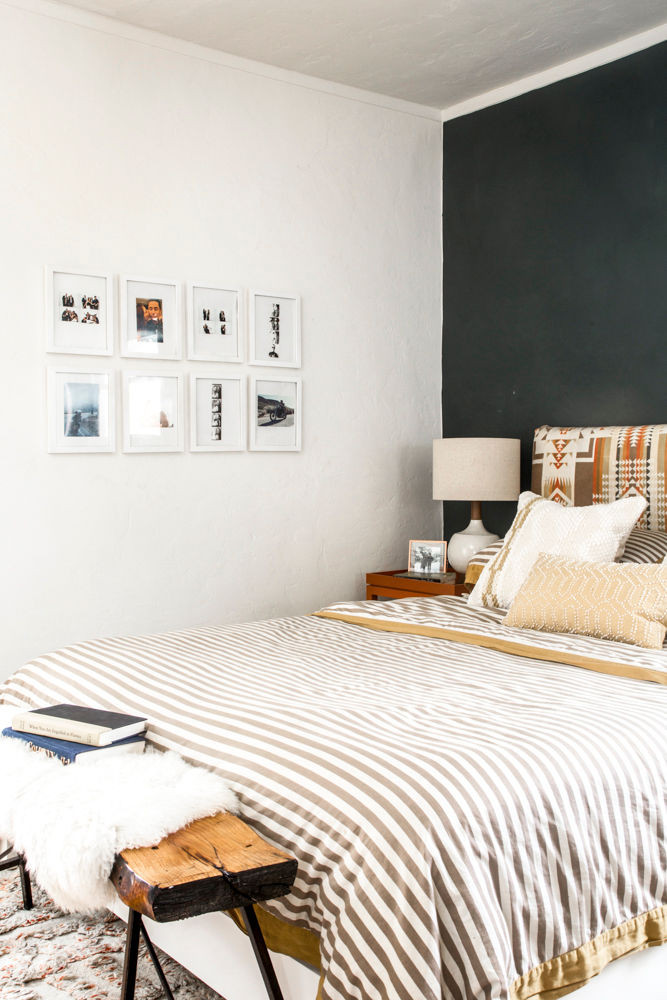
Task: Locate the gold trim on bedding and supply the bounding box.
[511,904,667,999]
[464,561,484,586]
[227,902,666,1000]
[313,610,667,685]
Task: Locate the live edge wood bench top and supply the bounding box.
[110,811,298,923]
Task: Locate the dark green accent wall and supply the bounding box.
[441,42,667,539]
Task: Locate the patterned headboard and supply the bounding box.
[531,424,667,531]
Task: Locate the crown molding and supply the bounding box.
[441,21,667,122]
[2,0,442,122]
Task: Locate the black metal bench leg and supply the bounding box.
[240,904,286,1000]
[121,909,142,1000]
[18,857,33,910]
[0,850,33,911]
[139,922,175,1000]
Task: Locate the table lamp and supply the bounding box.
[433,437,521,573]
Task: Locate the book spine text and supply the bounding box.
[11,714,106,746]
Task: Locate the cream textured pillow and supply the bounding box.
[468,491,646,610]
[504,553,667,648]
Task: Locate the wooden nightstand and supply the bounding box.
[365,570,467,601]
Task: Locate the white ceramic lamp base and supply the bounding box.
[447,520,499,574]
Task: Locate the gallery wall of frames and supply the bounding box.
[45,267,302,454]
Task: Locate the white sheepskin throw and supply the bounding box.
[0,738,238,913]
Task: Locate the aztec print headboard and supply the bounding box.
[531,424,667,532]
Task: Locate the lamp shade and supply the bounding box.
[433,437,520,501]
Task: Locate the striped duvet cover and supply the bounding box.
[1,595,665,1000]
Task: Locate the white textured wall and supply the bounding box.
[0,2,442,676]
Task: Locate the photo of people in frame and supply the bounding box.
[49,270,111,357]
[189,286,240,363]
[136,297,164,342]
[256,389,295,429]
[199,306,227,338]
[192,376,243,451]
[252,377,300,451]
[408,540,448,576]
[211,383,222,435]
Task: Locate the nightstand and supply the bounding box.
[365,570,467,601]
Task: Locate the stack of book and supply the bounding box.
[2,704,148,765]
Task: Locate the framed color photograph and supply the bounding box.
[250,376,301,452]
[408,540,448,575]
[186,283,243,363]
[45,267,113,356]
[190,373,245,452]
[47,369,114,453]
[249,291,300,368]
[120,276,181,360]
[122,372,184,453]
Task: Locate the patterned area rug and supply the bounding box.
[0,871,225,999]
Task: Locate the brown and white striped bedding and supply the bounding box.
[1,596,666,1000]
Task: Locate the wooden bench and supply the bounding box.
[110,810,298,1000]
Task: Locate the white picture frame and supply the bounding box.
[47,368,115,453]
[408,539,448,575]
[120,276,182,360]
[186,283,243,363]
[250,376,302,452]
[189,373,245,452]
[45,267,113,356]
[122,372,184,453]
[249,291,301,368]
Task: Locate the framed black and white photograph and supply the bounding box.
[45,267,113,356]
[190,373,245,452]
[122,372,184,453]
[47,369,115,453]
[408,540,448,575]
[187,283,243,363]
[250,376,301,452]
[120,276,181,360]
[249,291,300,368]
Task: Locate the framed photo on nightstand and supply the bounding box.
[408,540,448,575]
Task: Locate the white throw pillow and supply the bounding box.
[468,491,647,610]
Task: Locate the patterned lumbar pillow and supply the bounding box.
[504,553,667,649]
[468,491,646,610]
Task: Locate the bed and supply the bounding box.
[1,594,665,1000]
[1,423,665,1000]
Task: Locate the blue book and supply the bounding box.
[2,726,145,765]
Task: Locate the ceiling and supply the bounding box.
[62,0,665,108]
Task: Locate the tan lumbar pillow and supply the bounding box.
[504,552,667,649]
